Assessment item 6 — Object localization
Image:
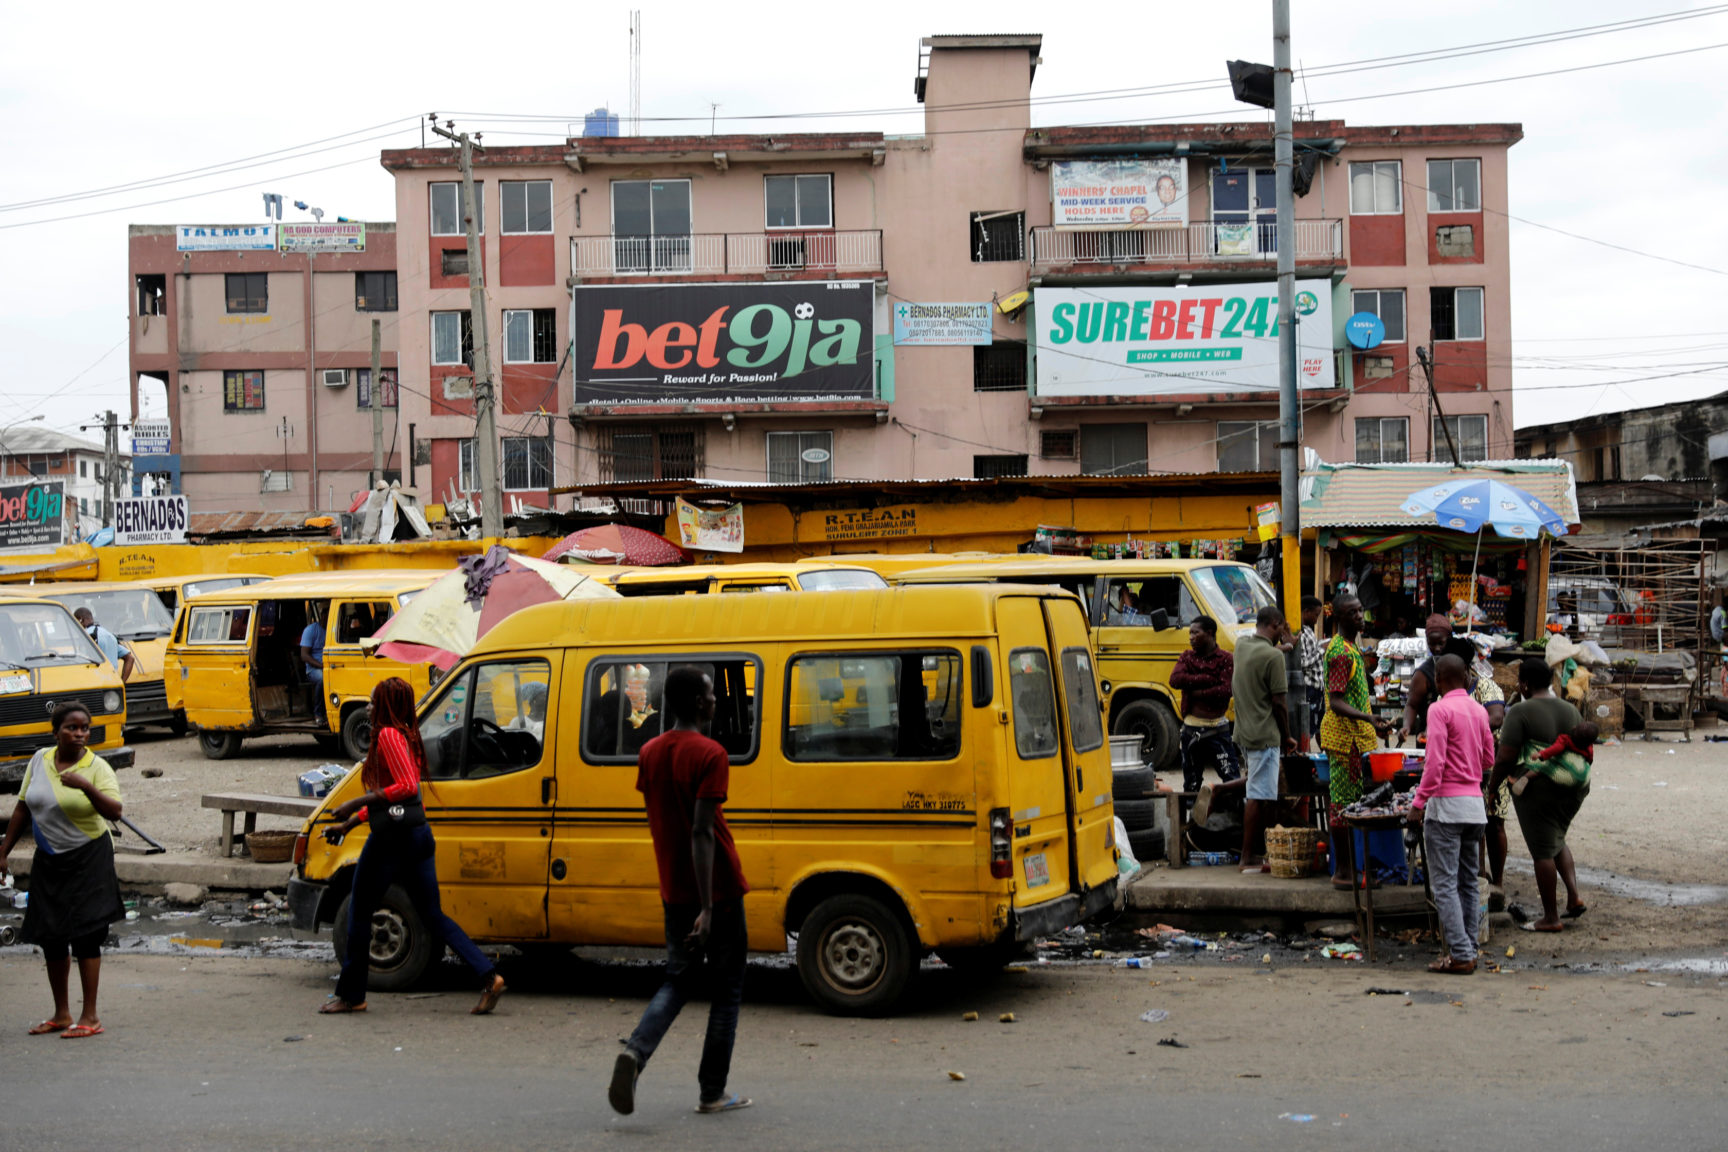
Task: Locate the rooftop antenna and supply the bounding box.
[709,101,720,136]
[629,10,642,135]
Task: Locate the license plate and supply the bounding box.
[0,674,28,695]
[1023,852,1050,888]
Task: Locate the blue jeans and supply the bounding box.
[1424,820,1484,962]
[625,898,748,1104]
[335,822,495,1003]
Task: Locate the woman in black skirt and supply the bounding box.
[0,702,126,1038]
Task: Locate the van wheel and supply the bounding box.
[796,894,914,1016]
[332,885,432,993]
[198,731,241,760]
[1113,699,1179,772]
[340,706,373,762]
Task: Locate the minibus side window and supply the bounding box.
[187,606,251,645]
[421,658,551,780]
[784,650,961,762]
[1059,647,1105,752]
[582,657,760,763]
[336,601,392,645]
[1008,648,1059,759]
[1125,577,1200,628]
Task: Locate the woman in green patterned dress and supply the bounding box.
[1318,595,1392,890]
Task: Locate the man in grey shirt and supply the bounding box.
[1231,605,1295,872]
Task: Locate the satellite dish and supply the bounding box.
[998,291,1030,314]
[1345,311,1386,350]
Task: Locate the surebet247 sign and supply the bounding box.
[573,282,874,404]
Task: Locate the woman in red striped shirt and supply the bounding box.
[316,677,506,1016]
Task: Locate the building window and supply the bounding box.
[1079,423,1147,476]
[969,211,1025,262]
[458,439,476,491]
[431,181,483,236]
[1360,355,1396,380]
[766,431,833,484]
[764,174,833,229]
[611,179,693,274]
[1593,444,1622,481]
[440,249,471,277]
[355,271,398,312]
[79,460,87,478]
[136,274,165,316]
[224,272,267,314]
[1430,287,1484,341]
[1426,159,1481,213]
[503,437,552,490]
[973,343,1027,392]
[1350,289,1406,342]
[1216,421,1278,472]
[1040,430,1077,461]
[501,180,553,234]
[1435,225,1475,258]
[504,309,557,364]
[357,369,398,409]
[79,496,88,514]
[974,454,1029,479]
[599,425,702,482]
[222,370,265,412]
[1432,414,1489,462]
[1355,417,1409,463]
[432,311,474,366]
[1348,161,1402,215]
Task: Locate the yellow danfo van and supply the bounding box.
[287,584,1121,1015]
[0,599,131,787]
[167,571,436,761]
[897,558,1280,771]
[152,574,275,722]
[603,561,887,597]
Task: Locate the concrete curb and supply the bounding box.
[7,850,291,894]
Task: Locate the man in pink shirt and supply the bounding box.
[1408,655,1492,974]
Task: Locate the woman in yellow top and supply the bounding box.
[0,702,126,1039]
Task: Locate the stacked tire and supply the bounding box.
[1112,759,1164,865]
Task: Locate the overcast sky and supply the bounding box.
[4,1,1724,466]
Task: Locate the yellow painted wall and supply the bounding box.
[0,537,563,585]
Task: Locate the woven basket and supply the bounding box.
[1265,825,1321,879]
[245,830,297,864]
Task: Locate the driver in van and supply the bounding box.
[1104,583,1151,626]
[510,681,548,742]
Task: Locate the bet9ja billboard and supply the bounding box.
[573,282,875,404]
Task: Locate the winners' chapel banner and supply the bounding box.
[1050,158,1187,228]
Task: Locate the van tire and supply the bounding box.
[796,894,914,1016]
[340,706,373,762]
[1111,765,1157,799]
[1113,698,1179,772]
[198,731,241,760]
[1127,826,1166,862]
[1113,797,1159,830]
[331,885,432,993]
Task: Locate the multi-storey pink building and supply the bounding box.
[139,33,1520,514]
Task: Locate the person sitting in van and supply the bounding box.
[1104,583,1151,626]
[299,603,327,686]
[1169,615,1240,793]
[510,682,548,742]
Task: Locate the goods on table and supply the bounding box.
[1341,783,1415,822]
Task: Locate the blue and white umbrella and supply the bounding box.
[1401,478,1568,540]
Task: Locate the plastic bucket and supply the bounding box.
[1368,751,1404,783]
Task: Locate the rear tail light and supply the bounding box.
[989,807,1012,879]
[1104,817,1116,851]
[292,832,308,867]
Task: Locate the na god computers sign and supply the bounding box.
[1346,311,1386,351]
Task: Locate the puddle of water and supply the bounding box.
[1505,860,1728,907]
[1618,958,1728,976]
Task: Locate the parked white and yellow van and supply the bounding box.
[896,558,1280,770]
[287,584,1120,1015]
[603,561,886,597]
[167,571,436,760]
[0,598,131,787]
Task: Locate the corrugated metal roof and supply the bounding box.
[1300,458,1580,529]
[188,511,332,538]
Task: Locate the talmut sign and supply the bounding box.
[573,282,874,404]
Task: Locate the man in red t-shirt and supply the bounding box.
[609,666,752,1118]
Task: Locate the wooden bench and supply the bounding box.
[201,792,321,858]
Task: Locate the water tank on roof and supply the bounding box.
[583,108,620,137]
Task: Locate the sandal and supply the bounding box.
[29,1020,70,1036]
[472,973,506,1015]
[61,1023,104,1038]
[318,997,367,1014]
[696,1093,754,1114]
[1564,903,1588,919]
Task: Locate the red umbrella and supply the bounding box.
[542,523,688,566]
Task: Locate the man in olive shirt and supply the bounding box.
[1232,605,1297,872]
[1488,657,1589,932]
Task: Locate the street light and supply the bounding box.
[0,414,46,481]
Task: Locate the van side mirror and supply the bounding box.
[970,645,993,708]
[1149,608,1170,631]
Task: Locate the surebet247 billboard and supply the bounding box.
[573,282,875,404]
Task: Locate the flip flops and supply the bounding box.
[28,1020,69,1036]
[61,1023,103,1039]
[1564,903,1588,920]
[1519,920,1564,933]
[471,973,507,1016]
[696,1093,753,1114]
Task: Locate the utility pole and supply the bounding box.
[1273,0,1301,632]
[81,410,124,528]
[1416,345,1462,467]
[431,118,503,538]
[369,318,385,486]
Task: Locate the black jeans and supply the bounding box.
[625,898,748,1104]
[335,822,496,1003]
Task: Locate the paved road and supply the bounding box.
[4,945,1724,1151]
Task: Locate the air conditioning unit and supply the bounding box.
[322,369,348,388]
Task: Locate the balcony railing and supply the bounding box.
[571,230,884,277]
[1030,220,1342,269]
